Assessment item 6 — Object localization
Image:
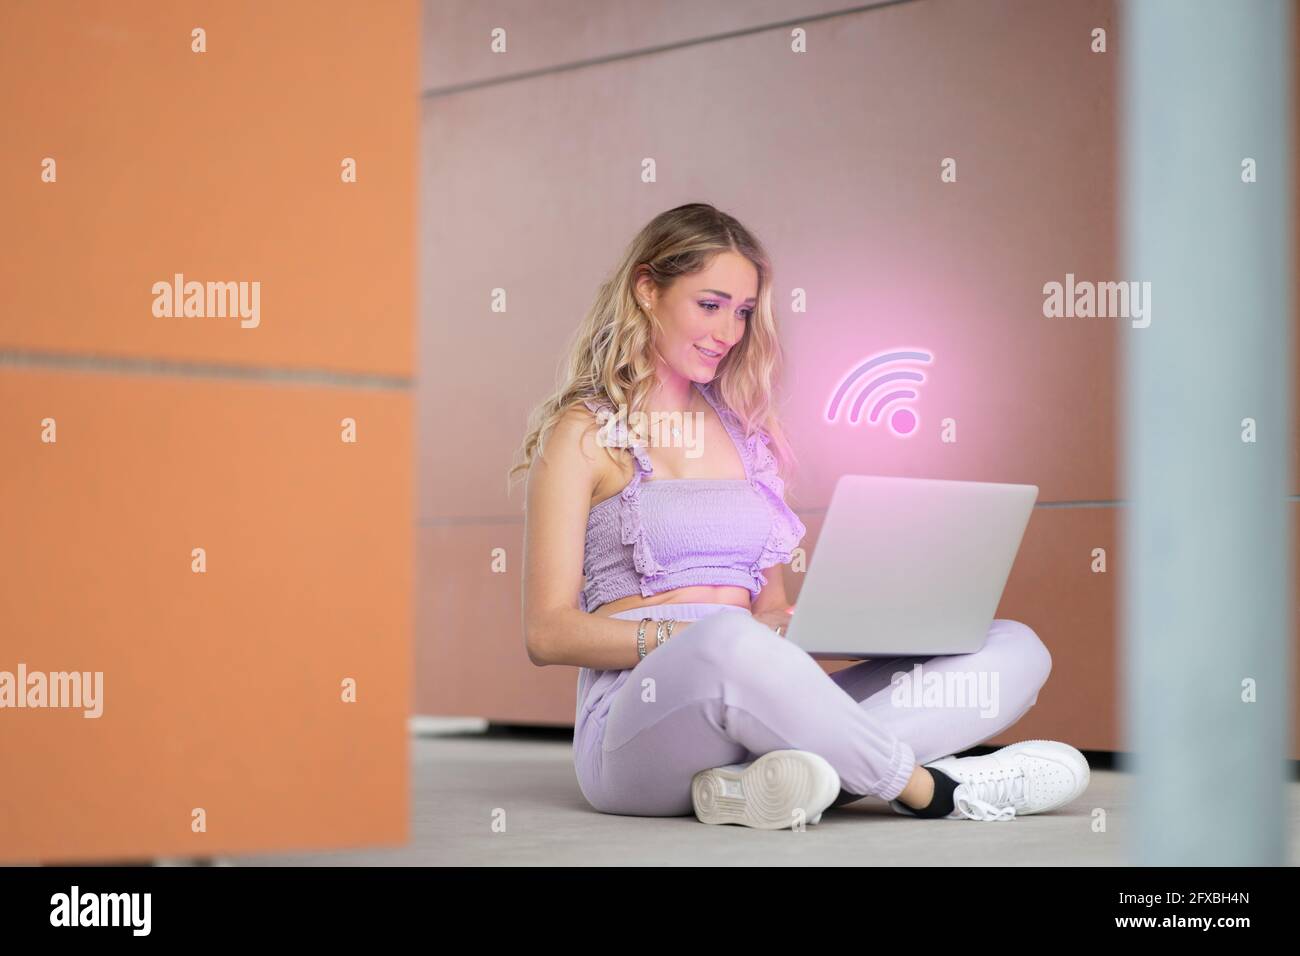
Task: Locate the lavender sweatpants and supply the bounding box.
[572,602,1053,816]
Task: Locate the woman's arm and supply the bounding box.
[747,444,802,633]
[522,406,689,668]
[749,565,796,633]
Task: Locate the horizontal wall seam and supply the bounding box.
[421,0,920,99]
[416,495,1300,527]
[0,349,413,391]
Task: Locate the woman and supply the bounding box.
[510,202,1089,829]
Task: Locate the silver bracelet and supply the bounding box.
[655,619,679,646]
[636,617,652,659]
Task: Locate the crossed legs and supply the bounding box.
[580,609,1052,817]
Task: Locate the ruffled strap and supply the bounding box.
[696,382,807,591]
[695,380,751,479]
[582,394,665,593]
[618,442,666,592]
[747,426,808,590]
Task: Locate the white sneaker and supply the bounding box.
[890,739,1090,822]
[692,749,841,830]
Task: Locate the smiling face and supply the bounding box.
[637,250,760,384]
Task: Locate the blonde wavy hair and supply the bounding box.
[507,202,799,494]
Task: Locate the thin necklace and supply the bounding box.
[671,391,701,442]
[650,383,694,443]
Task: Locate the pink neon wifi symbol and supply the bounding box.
[825,349,934,437]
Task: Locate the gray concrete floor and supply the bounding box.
[218,730,1300,866]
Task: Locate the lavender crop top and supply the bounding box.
[578,379,807,613]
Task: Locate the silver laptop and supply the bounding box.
[784,475,1038,659]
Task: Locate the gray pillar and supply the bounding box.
[1121,0,1294,864]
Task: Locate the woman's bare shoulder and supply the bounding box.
[533,401,607,475]
[544,400,630,503]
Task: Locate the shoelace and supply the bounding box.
[952,767,1030,822]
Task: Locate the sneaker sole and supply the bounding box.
[691,750,840,830]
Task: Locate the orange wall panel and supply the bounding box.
[413,1,1297,773]
[421,0,857,91]
[1,0,418,863]
[415,0,1128,752]
[0,370,411,863]
[418,0,1118,523]
[417,506,1122,746]
[415,522,568,724]
[418,497,1300,760]
[0,0,417,377]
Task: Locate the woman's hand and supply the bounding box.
[751,606,794,636]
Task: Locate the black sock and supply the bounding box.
[830,786,865,808]
[906,766,960,818]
